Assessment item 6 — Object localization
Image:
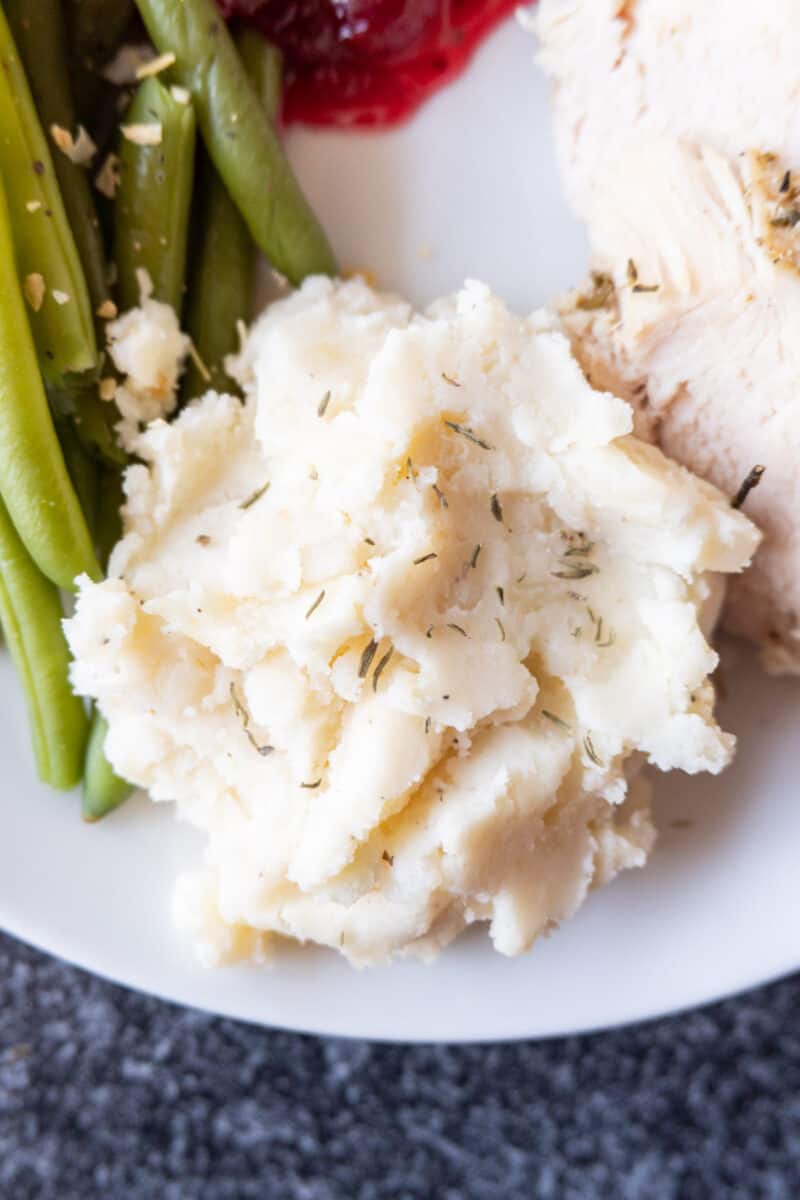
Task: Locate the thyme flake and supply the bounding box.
[496,585,505,605]
[470,544,481,568]
[447,623,468,637]
[358,639,378,678]
[239,481,270,510]
[627,256,659,292]
[230,682,247,723]
[372,646,394,691]
[317,389,331,416]
[543,710,570,731]
[432,483,449,509]
[441,372,461,387]
[301,778,322,789]
[305,589,326,620]
[246,730,274,757]
[576,271,615,311]
[495,618,506,642]
[444,420,492,451]
[563,536,594,557]
[591,613,615,647]
[414,552,438,565]
[732,464,766,509]
[770,209,800,228]
[230,683,274,757]
[552,563,599,580]
[490,493,504,523]
[583,734,602,767]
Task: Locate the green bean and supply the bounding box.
[0,0,122,470]
[58,420,98,540]
[114,77,197,314]
[182,40,283,402]
[0,495,89,790]
[47,374,127,468]
[134,0,337,285]
[82,710,133,821]
[237,31,283,122]
[182,160,251,401]
[69,0,135,69]
[6,0,111,316]
[7,2,124,470]
[67,0,135,127]
[0,174,100,590]
[0,7,97,384]
[95,465,125,571]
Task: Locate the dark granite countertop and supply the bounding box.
[1,930,799,1199]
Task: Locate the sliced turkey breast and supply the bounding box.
[535,0,800,670]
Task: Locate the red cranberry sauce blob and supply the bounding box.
[219,0,521,127]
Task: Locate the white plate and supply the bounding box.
[2,19,798,1043]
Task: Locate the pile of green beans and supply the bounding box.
[0,0,337,820]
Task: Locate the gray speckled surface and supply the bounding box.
[2,933,800,1199]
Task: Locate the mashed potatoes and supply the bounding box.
[65,277,758,966]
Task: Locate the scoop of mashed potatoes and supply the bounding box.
[65,277,758,967]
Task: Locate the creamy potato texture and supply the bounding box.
[65,278,758,966]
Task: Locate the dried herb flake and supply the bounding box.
[239,482,270,510]
[305,590,326,620]
[576,271,614,311]
[770,210,800,228]
[583,734,602,767]
[230,683,274,757]
[358,639,378,678]
[552,563,600,580]
[444,421,492,451]
[372,646,394,691]
[732,464,766,509]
